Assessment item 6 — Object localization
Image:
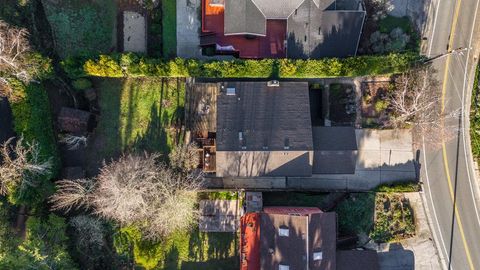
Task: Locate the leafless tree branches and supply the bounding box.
[49,178,95,212]
[0,136,52,196]
[169,142,200,172]
[388,67,460,146]
[51,151,203,241]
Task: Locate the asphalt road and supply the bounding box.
[421,0,480,269]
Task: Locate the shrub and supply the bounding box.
[374,99,389,113]
[375,181,421,193]
[72,78,93,90]
[63,52,422,79]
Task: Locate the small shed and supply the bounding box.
[57,107,92,134]
[123,11,146,53]
[199,199,242,232]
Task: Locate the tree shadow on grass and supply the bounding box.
[131,102,169,154]
[186,229,238,269]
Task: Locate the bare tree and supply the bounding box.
[50,152,203,240]
[0,136,52,196]
[388,67,460,145]
[49,178,95,212]
[59,134,88,150]
[0,20,31,97]
[169,142,200,172]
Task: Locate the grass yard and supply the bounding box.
[115,224,238,270]
[162,0,177,58]
[87,77,185,171]
[42,0,116,58]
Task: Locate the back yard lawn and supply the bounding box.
[42,0,116,58]
[116,226,238,270]
[86,77,185,173]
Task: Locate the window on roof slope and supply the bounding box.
[313,251,323,261]
[278,226,289,237]
[279,264,289,270]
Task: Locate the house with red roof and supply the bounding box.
[240,206,379,270]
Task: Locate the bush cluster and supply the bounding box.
[62,52,421,79]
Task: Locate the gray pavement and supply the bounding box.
[420,0,480,269]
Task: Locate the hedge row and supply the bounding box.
[61,52,422,79]
[9,80,60,206]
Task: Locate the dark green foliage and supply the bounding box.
[9,82,60,206]
[72,78,93,90]
[42,0,116,58]
[0,212,78,269]
[162,0,177,58]
[378,16,413,34]
[64,52,421,79]
[334,193,375,235]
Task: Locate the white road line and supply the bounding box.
[460,0,480,228]
[427,0,442,56]
[423,0,452,268]
[423,136,451,269]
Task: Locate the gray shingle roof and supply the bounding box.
[312,127,358,174]
[225,0,266,35]
[215,81,314,177]
[216,81,313,151]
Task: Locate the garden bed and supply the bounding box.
[370,193,415,243]
[361,79,392,128]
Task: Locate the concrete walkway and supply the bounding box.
[206,129,416,191]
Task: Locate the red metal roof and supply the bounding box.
[240,213,261,270]
[202,0,286,58]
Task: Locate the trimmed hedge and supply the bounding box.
[62,52,422,79]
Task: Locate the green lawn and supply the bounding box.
[42,0,116,58]
[115,224,238,270]
[162,0,177,58]
[88,77,184,168]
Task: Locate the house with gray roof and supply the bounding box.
[201,0,365,58]
[213,81,359,177]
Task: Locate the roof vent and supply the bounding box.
[226,87,236,95]
[278,227,289,237]
[313,251,323,261]
[284,138,290,150]
[267,80,280,87]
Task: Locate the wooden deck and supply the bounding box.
[186,81,218,137]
